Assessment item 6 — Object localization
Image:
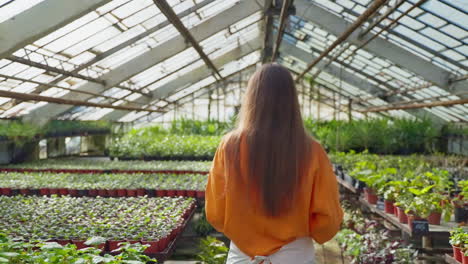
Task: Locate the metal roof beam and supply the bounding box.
[101,37,262,121]
[0,0,111,59]
[294,0,468,98]
[24,0,262,122]
[280,41,446,124]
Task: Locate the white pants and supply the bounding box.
[226,237,315,264]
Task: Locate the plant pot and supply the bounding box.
[19,189,29,196]
[142,240,160,254]
[107,189,118,197]
[156,190,167,197]
[97,189,108,197]
[176,190,186,197]
[77,189,88,197]
[145,189,156,197]
[11,189,19,196]
[159,236,169,252]
[364,188,378,205]
[453,245,462,262]
[29,189,39,196]
[427,212,441,225]
[56,239,71,246]
[136,189,146,196]
[39,188,50,196]
[58,188,69,196]
[88,189,98,197]
[397,207,408,224]
[126,189,137,197]
[108,240,125,251]
[196,190,205,198]
[407,214,425,232]
[384,200,395,214]
[187,190,196,197]
[126,240,140,245]
[49,188,59,195]
[455,207,468,223]
[68,189,79,197]
[116,189,127,197]
[72,240,87,249]
[166,190,176,197]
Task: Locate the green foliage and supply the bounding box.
[194,208,215,236]
[196,236,228,264]
[0,233,156,263]
[449,228,467,246]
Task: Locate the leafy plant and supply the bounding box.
[196,236,228,264]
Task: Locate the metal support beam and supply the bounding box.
[294,0,468,97]
[0,90,162,113]
[153,0,223,80]
[25,0,262,121]
[101,38,262,121]
[0,0,111,59]
[296,0,387,81]
[281,41,446,124]
[271,0,292,61]
[360,98,468,113]
[358,0,405,38]
[261,0,274,63]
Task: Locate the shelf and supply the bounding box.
[445,254,461,264]
[359,198,463,237]
[336,176,357,193]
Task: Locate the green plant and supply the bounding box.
[194,208,215,236]
[450,228,466,246]
[196,236,228,264]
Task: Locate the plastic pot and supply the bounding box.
[68,189,79,197]
[156,190,167,197]
[176,190,186,197]
[29,189,39,196]
[72,240,87,249]
[58,188,69,196]
[11,189,19,196]
[455,207,468,223]
[126,189,137,197]
[39,188,50,196]
[396,207,408,224]
[108,240,125,251]
[136,189,146,196]
[116,189,127,197]
[407,214,425,232]
[166,190,176,197]
[196,191,205,198]
[384,200,395,214]
[463,254,468,264]
[56,239,71,246]
[107,189,118,197]
[142,240,160,254]
[145,189,156,197]
[97,189,108,197]
[88,189,99,197]
[453,245,462,262]
[364,188,378,205]
[187,190,196,197]
[427,212,441,225]
[49,188,59,195]
[159,236,169,252]
[19,189,29,196]
[77,189,88,197]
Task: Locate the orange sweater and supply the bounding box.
[205,138,343,257]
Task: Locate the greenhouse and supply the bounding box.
[0,0,467,263]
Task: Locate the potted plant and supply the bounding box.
[450,228,465,262]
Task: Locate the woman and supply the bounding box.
[205,64,343,264]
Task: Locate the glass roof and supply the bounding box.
[0,0,466,122]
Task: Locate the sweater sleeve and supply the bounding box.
[309,142,344,244]
[205,142,226,233]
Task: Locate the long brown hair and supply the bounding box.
[224,63,312,217]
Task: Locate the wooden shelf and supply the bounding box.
[336,176,357,193]
[445,254,461,264]
[359,198,462,237]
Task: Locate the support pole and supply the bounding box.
[359,98,468,113]
[348,99,353,122]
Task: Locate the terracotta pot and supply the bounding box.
[49,188,59,195]
[166,190,176,197]
[108,240,125,251]
[142,240,160,254]
[88,189,98,197]
[453,245,462,262]
[196,190,205,198]
[68,189,79,197]
[187,190,196,197]
[126,189,137,197]
[176,190,186,197]
[397,207,408,224]
[136,189,146,196]
[116,189,127,197]
[364,188,378,204]
[39,188,50,196]
[156,190,167,197]
[107,189,118,197]
[427,212,441,225]
[463,254,468,264]
[58,188,69,196]
[384,200,395,214]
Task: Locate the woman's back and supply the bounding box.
[205,64,343,260]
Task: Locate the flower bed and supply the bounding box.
[4,159,211,172]
[0,172,207,198]
[0,196,196,254]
